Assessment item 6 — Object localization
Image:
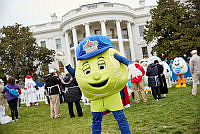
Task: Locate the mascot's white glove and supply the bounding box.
[55,51,69,66]
[128,63,142,80]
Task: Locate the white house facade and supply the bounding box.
[30,2,156,73]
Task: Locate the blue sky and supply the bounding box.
[0,0,156,28]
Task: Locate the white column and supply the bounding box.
[48,37,54,50]
[127,21,135,61]
[147,44,152,57]
[132,24,139,58]
[48,37,59,70]
[64,31,72,66]
[84,23,90,37]
[100,20,107,36]
[72,27,78,64]
[116,20,125,56]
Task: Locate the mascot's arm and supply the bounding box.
[65,64,75,77]
[113,53,131,66]
[55,51,75,77]
[184,63,192,78]
[113,54,142,78]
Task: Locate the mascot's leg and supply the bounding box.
[176,78,182,88]
[26,93,31,106]
[25,92,29,106]
[182,78,186,87]
[32,92,39,106]
[92,112,103,134]
[112,110,131,134]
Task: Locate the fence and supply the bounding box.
[21,87,48,105]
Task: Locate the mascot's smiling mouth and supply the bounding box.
[89,79,109,87]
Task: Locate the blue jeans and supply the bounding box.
[92,110,131,134]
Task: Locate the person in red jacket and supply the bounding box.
[131,59,147,103]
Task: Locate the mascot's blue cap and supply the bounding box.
[76,35,113,60]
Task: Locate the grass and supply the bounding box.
[0,85,199,134]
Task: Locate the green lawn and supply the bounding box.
[0,85,200,134]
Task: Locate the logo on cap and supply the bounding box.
[83,40,98,53]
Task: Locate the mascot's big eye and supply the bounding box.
[84,69,91,75]
[97,58,106,70]
[82,63,91,75]
[98,64,106,70]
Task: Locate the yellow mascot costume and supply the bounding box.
[58,35,142,134]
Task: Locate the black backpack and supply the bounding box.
[147,64,159,76]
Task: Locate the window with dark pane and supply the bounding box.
[41,41,46,48]
[139,25,144,37]
[122,28,128,39]
[94,29,101,35]
[56,39,62,50]
[142,46,148,58]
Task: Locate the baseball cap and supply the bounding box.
[190,50,197,54]
[76,35,113,60]
[49,68,55,74]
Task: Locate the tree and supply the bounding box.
[0,64,5,79]
[178,0,200,56]
[0,23,55,82]
[144,0,191,60]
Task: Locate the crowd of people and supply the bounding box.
[0,70,84,122]
[0,49,199,126]
[0,34,199,134]
[44,68,83,119]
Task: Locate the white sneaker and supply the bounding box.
[15,119,18,122]
[11,120,15,122]
[163,94,166,98]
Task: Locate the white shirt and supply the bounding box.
[24,78,36,93]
